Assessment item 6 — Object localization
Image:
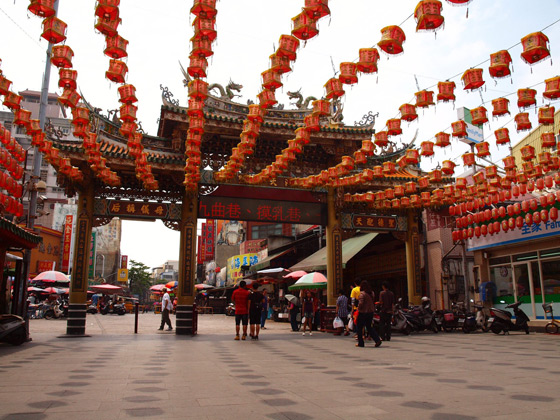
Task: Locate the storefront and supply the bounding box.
[469,226,560,320]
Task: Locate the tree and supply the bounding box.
[128,260,152,302]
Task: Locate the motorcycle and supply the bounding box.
[403,297,438,333]
[462,302,490,333]
[225,302,235,316]
[0,314,27,345]
[87,304,98,314]
[490,301,530,335]
[100,300,126,315]
[439,302,467,332]
[392,299,413,335]
[43,299,68,320]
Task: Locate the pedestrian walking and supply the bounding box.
[158,287,173,331]
[260,289,269,330]
[379,281,395,341]
[248,283,264,340]
[335,289,350,336]
[356,280,382,348]
[289,299,300,331]
[301,290,315,336]
[231,280,250,340]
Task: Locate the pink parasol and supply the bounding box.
[90,284,123,294]
[42,287,65,294]
[195,284,214,290]
[298,272,327,283]
[150,284,168,292]
[283,270,307,280]
[31,271,70,283]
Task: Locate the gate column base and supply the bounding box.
[64,303,88,336]
[176,305,197,335]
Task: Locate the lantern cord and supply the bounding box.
[480,80,545,105]
[0,7,44,50]
[398,13,414,28]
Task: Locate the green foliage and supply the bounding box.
[128,260,151,298]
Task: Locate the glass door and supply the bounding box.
[512,262,540,319]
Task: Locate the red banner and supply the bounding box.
[37,260,55,273]
[199,223,207,262]
[121,255,128,269]
[204,219,215,261]
[197,235,202,265]
[61,215,73,273]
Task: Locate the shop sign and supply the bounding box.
[467,220,560,251]
[37,260,56,273]
[61,215,73,272]
[94,199,181,221]
[349,214,398,230]
[117,268,128,283]
[226,253,258,286]
[120,255,128,269]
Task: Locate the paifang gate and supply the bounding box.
[52,77,446,336]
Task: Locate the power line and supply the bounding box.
[0,6,44,51]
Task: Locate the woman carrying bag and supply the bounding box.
[356,280,382,348]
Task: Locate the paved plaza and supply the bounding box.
[0,313,559,420]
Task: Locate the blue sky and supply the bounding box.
[2,0,559,268]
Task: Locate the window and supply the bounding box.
[251,224,283,240]
[40,170,48,182]
[490,265,514,298]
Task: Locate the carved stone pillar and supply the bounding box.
[405,210,422,306]
[176,189,198,335]
[326,188,343,307]
[66,183,94,336]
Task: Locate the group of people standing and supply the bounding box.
[231,280,269,340]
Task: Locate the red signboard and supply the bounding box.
[37,260,55,273]
[121,255,128,269]
[197,235,202,265]
[203,219,215,261]
[351,214,397,230]
[199,223,207,262]
[61,215,73,273]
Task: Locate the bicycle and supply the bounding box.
[542,303,559,334]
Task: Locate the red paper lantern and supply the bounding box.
[550,207,559,221]
[405,149,420,165]
[414,1,444,31]
[383,161,396,175]
[420,141,435,157]
[292,12,319,40]
[269,53,291,74]
[188,55,208,78]
[13,109,31,128]
[106,59,128,83]
[400,104,418,122]
[191,38,214,58]
[470,107,488,125]
[71,105,89,124]
[276,35,300,61]
[104,34,129,59]
[0,75,12,96]
[95,15,121,37]
[517,88,537,109]
[514,112,532,132]
[543,76,560,100]
[324,78,344,99]
[538,106,555,125]
[303,0,330,19]
[475,141,490,158]
[339,62,358,85]
[435,132,451,147]
[192,17,217,42]
[386,119,402,136]
[441,160,456,175]
[95,0,120,19]
[41,16,67,44]
[51,45,74,68]
[312,100,331,116]
[262,70,283,91]
[503,155,516,169]
[415,90,434,108]
[257,89,277,108]
[451,120,467,138]
[28,0,56,17]
[378,25,406,55]
[247,104,266,123]
[521,145,535,162]
[520,32,550,65]
[541,132,556,148]
[187,79,207,101]
[3,92,22,110]
[418,176,430,189]
[357,48,380,73]
[462,152,476,167]
[304,113,320,131]
[494,128,510,146]
[374,131,389,148]
[462,68,485,90]
[430,169,443,183]
[58,68,77,89]
[119,103,137,122]
[491,98,510,117]
[190,0,217,18]
[58,88,81,108]
[119,121,137,137]
[489,50,512,78]
[27,120,42,136]
[437,81,456,102]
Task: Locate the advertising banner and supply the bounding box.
[61,215,73,273]
[226,253,259,286]
[117,268,129,284]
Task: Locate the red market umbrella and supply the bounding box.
[195,284,214,290]
[28,286,45,292]
[31,271,70,283]
[283,270,307,280]
[42,287,65,294]
[150,284,168,292]
[299,272,327,284]
[90,284,123,294]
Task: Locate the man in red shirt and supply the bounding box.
[231,280,250,340]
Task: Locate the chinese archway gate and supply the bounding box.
[54,82,441,336]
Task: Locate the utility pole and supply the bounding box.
[21,1,59,326]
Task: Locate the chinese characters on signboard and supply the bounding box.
[88,232,96,279]
[73,218,89,292]
[226,253,259,286]
[104,200,170,219]
[351,214,398,230]
[204,219,215,261]
[121,255,128,270]
[37,260,55,273]
[61,215,73,273]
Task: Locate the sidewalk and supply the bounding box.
[1,314,559,419]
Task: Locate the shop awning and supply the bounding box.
[251,247,295,272]
[289,233,378,272]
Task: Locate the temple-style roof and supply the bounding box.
[0,217,42,249]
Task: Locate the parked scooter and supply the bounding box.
[0,314,27,345]
[87,304,98,314]
[43,299,68,320]
[225,302,235,316]
[100,300,126,315]
[392,298,413,335]
[439,302,467,332]
[490,302,530,335]
[462,301,490,333]
[403,297,438,333]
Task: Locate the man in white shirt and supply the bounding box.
[158,287,173,331]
